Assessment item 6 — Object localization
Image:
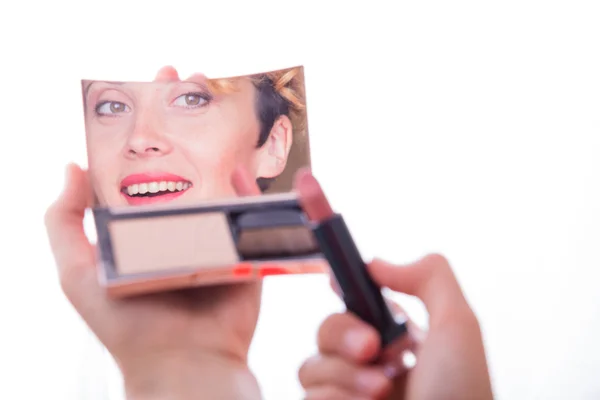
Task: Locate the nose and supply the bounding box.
[124,119,173,158]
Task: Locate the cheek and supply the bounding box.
[184,135,256,176]
[87,121,127,162]
[89,156,118,201]
[174,127,259,197]
[86,123,126,194]
[174,119,259,172]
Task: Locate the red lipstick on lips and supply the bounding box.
[120,172,192,206]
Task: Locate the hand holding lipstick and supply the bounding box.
[296,174,494,400]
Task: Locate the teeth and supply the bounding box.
[148,182,159,193]
[128,185,139,195]
[125,181,191,196]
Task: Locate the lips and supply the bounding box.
[120,172,193,206]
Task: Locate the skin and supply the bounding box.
[49,66,493,397]
[46,66,294,399]
[84,66,293,207]
[46,165,494,399]
[45,163,266,399]
[298,255,495,400]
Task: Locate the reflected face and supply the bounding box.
[84,74,292,207]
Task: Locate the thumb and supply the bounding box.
[368,254,471,325]
[153,65,180,82]
[45,163,99,306]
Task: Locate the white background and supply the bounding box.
[0,1,599,399]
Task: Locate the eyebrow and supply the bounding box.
[81,81,126,112]
[84,81,125,98]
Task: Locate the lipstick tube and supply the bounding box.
[312,214,407,347]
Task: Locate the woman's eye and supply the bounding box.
[173,93,210,108]
[96,101,130,116]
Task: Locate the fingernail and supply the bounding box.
[344,329,370,357]
[356,370,388,394]
[383,363,400,379]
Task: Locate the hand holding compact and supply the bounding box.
[299,253,494,400]
[44,159,264,399]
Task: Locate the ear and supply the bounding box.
[255,115,293,179]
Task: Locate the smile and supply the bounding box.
[120,173,193,206]
[124,181,191,197]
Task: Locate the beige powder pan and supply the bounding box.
[94,192,328,297]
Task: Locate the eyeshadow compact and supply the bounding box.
[94,192,328,297]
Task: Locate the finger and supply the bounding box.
[44,164,99,304]
[299,354,392,398]
[368,255,473,327]
[304,386,371,400]
[328,272,342,297]
[317,313,381,363]
[153,66,180,82]
[231,166,262,197]
[329,273,426,345]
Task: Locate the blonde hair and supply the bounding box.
[206,66,308,140]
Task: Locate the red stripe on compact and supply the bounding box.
[233,264,253,277]
[258,266,290,277]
